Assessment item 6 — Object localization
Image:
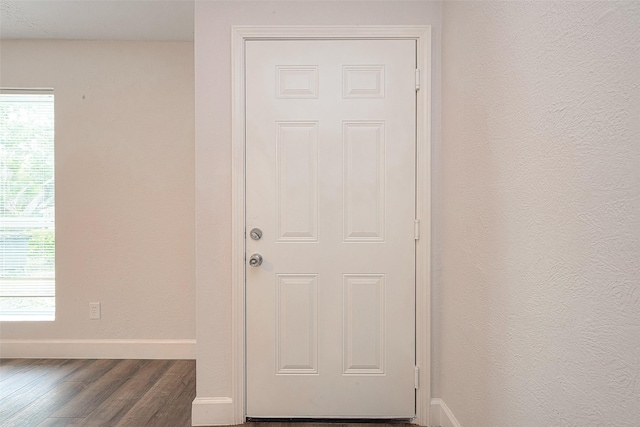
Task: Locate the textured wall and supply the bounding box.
[194,0,442,403]
[0,41,195,342]
[440,1,640,425]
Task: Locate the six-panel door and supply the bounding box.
[246,39,416,418]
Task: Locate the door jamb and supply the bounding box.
[231,25,432,426]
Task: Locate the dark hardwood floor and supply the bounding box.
[0,359,413,427]
[0,358,195,426]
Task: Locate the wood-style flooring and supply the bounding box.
[0,358,413,427]
[0,359,195,426]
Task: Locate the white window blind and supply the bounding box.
[0,90,55,321]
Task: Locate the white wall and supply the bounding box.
[0,40,195,358]
[194,1,441,422]
[440,2,640,425]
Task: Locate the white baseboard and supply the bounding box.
[430,398,461,427]
[0,339,196,359]
[192,397,455,427]
[191,397,236,426]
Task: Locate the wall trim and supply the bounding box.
[0,339,195,359]
[225,25,432,427]
[192,397,234,426]
[430,399,462,427]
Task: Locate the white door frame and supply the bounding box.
[231,25,432,426]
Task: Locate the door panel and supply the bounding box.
[276,274,318,374]
[343,121,386,241]
[343,274,385,375]
[246,39,416,418]
[275,122,318,241]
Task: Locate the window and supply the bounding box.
[0,89,55,321]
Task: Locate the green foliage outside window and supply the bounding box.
[0,93,55,280]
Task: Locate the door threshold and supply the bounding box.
[246,418,413,424]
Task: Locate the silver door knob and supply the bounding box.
[249,253,263,267]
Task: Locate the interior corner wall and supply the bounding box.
[0,40,196,358]
[440,1,640,425]
[194,0,442,407]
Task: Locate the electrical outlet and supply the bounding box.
[89,302,101,320]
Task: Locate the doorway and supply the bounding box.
[230,26,432,425]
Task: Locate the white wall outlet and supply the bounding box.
[89,302,101,320]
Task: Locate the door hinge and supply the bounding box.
[414,219,420,240]
[415,69,421,91]
[414,366,420,389]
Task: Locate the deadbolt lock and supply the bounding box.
[250,228,263,240]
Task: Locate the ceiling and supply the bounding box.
[0,0,195,41]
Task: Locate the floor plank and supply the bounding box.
[0,358,38,381]
[36,417,87,426]
[142,361,196,426]
[0,359,86,424]
[2,380,88,427]
[51,359,145,418]
[62,359,120,383]
[114,360,194,426]
[0,359,67,400]
[81,359,174,426]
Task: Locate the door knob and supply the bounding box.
[249,253,263,267]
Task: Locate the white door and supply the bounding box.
[246,39,416,418]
